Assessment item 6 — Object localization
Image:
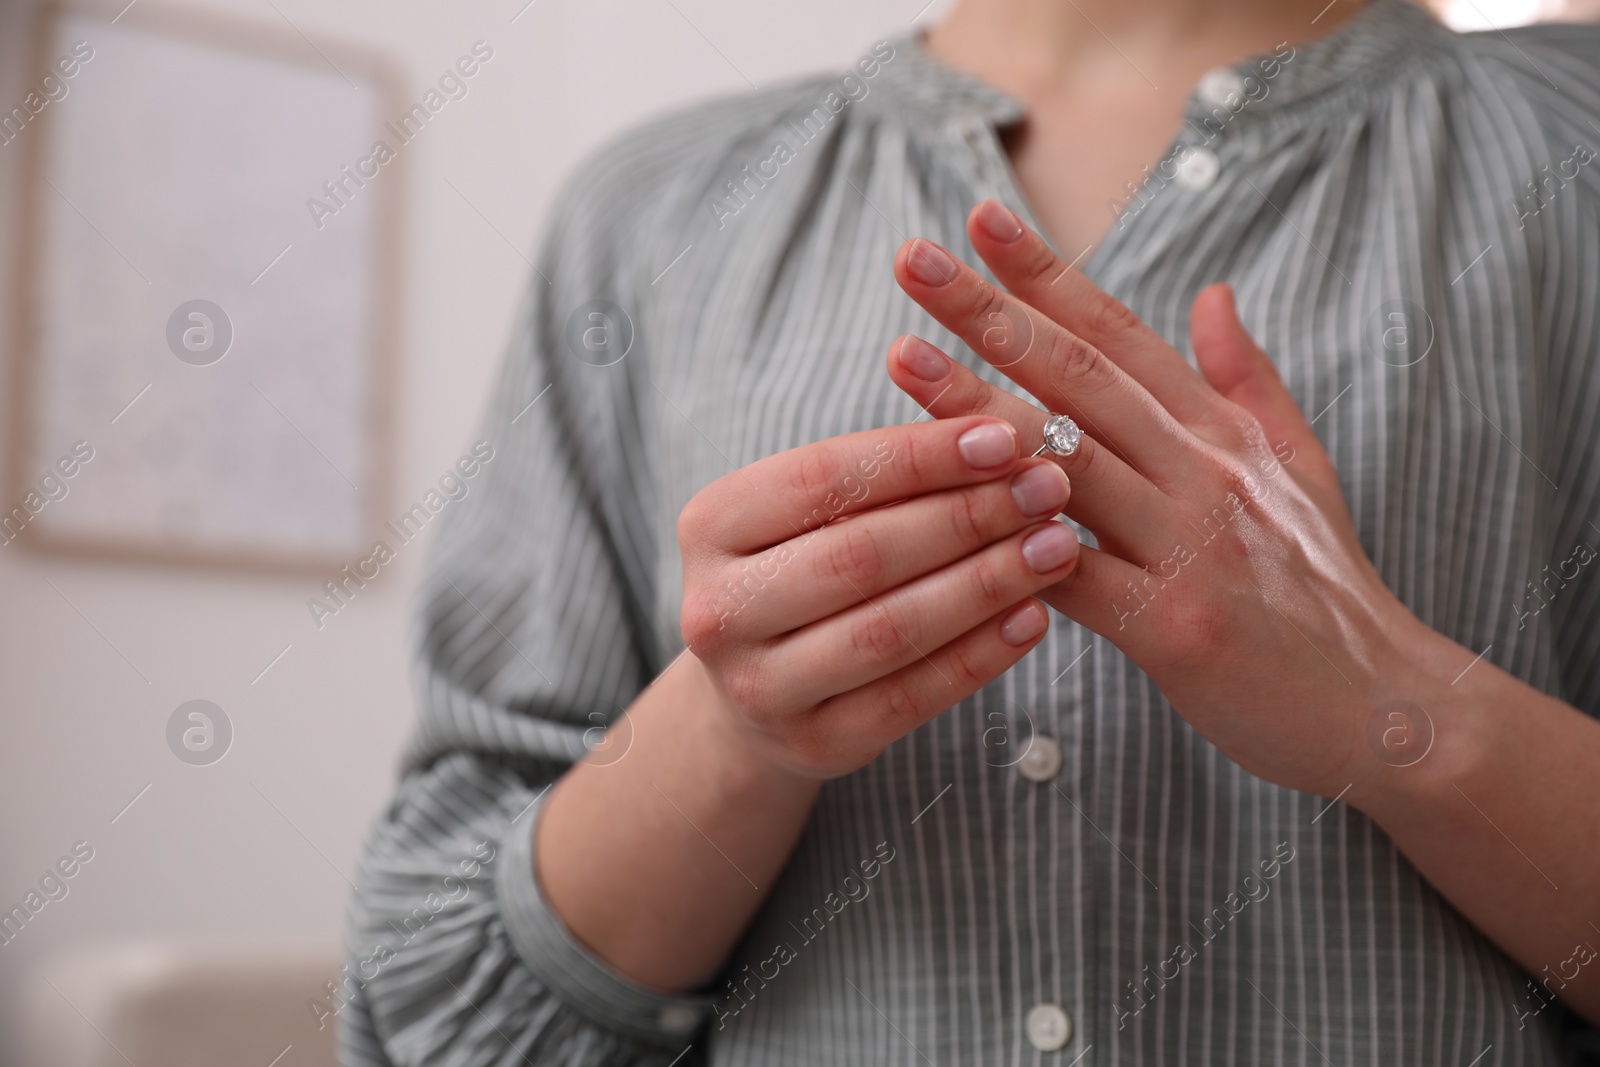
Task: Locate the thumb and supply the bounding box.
[1190,283,1336,489]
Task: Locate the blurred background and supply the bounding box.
[0,0,1592,1064]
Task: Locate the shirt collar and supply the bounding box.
[872,0,1446,131]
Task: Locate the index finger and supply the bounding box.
[965,198,1221,426]
[893,238,1194,484]
[682,415,1023,555]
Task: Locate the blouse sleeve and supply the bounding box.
[1506,24,1600,719]
[338,141,715,1067]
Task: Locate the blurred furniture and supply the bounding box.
[26,942,342,1067]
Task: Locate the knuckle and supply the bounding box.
[823,524,889,590]
[939,366,1010,421]
[1017,240,1064,290]
[1043,331,1111,394]
[1166,592,1232,667]
[898,427,942,487]
[850,607,907,663]
[791,448,845,521]
[718,657,772,719]
[879,680,925,732]
[964,279,1010,329]
[941,639,992,691]
[676,493,712,548]
[1085,294,1144,340]
[1215,459,1267,510]
[1237,421,1273,460]
[968,290,1024,363]
[965,552,1010,608]
[679,590,729,654]
[949,485,991,546]
[1207,401,1270,452]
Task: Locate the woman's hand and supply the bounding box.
[677,416,1082,779]
[884,198,1476,800]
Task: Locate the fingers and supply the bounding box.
[894,236,1197,487]
[680,416,1023,557]
[1189,284,1340,493]
[886,334,1178,562]
[729,457,1073,637]
[966,198,1222,426]
[1035,542,1166,661]
[806,598,1052,761]
[765,518,1081,706]
[804,543,1172,761]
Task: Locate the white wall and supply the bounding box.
[0,0,939,1062]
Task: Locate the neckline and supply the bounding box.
[864,0,1449,282]
[874,0,1446,131]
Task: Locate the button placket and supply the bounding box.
[951,115,1005,202]
[1173,63,1253,194]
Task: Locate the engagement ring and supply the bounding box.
[1032,413,1082,458]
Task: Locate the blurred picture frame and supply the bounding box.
[7,0,404,574]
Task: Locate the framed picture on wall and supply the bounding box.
[7,0,403,572]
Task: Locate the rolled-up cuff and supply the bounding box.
[495,790,715,1048]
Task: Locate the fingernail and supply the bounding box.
[897,336,950,382]
[1009,464,1070,517]
[1000,602,1047,646]
[975,199,1023,243]
[957,422,1016,469]
[1022,523,1079,573]
[906,239,958,287]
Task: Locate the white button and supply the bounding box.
[952,117,1004,197]
[1017,735,1063,782]
[1197,68,1247,108]
[658,1003,701,1036]
[953,116,988,154]
[1026,1003,1073,1051]
[1174,147,1220,191]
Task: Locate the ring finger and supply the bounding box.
[895,237,1199,490]
[887,334,1176,562]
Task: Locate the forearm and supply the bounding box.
[1353,635,1600,1026]
[537,650,822,992]
[532,414,1068,995]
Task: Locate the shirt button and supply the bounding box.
[1017,735,1063,782]
[1174,147,1220,192]
[1197,67,1247,108]
[1026,1003,1073,1051]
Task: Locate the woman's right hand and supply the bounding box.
[540,371,1079,991]
[677,390,1080,780]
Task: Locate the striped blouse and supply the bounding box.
[339,2,1600,1064]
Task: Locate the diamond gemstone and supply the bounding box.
[1041,414,1082,456]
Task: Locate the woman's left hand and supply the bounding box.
[885,198,1475,800]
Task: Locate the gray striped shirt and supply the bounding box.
[339,2,1600,1064]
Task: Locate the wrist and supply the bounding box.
[668,651,825,798]
[1343,620,1498,830]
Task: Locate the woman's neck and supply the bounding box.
[926,0,1369,99]
[919,0,1375,260]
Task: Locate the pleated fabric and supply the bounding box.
[338,3,1600,1064]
